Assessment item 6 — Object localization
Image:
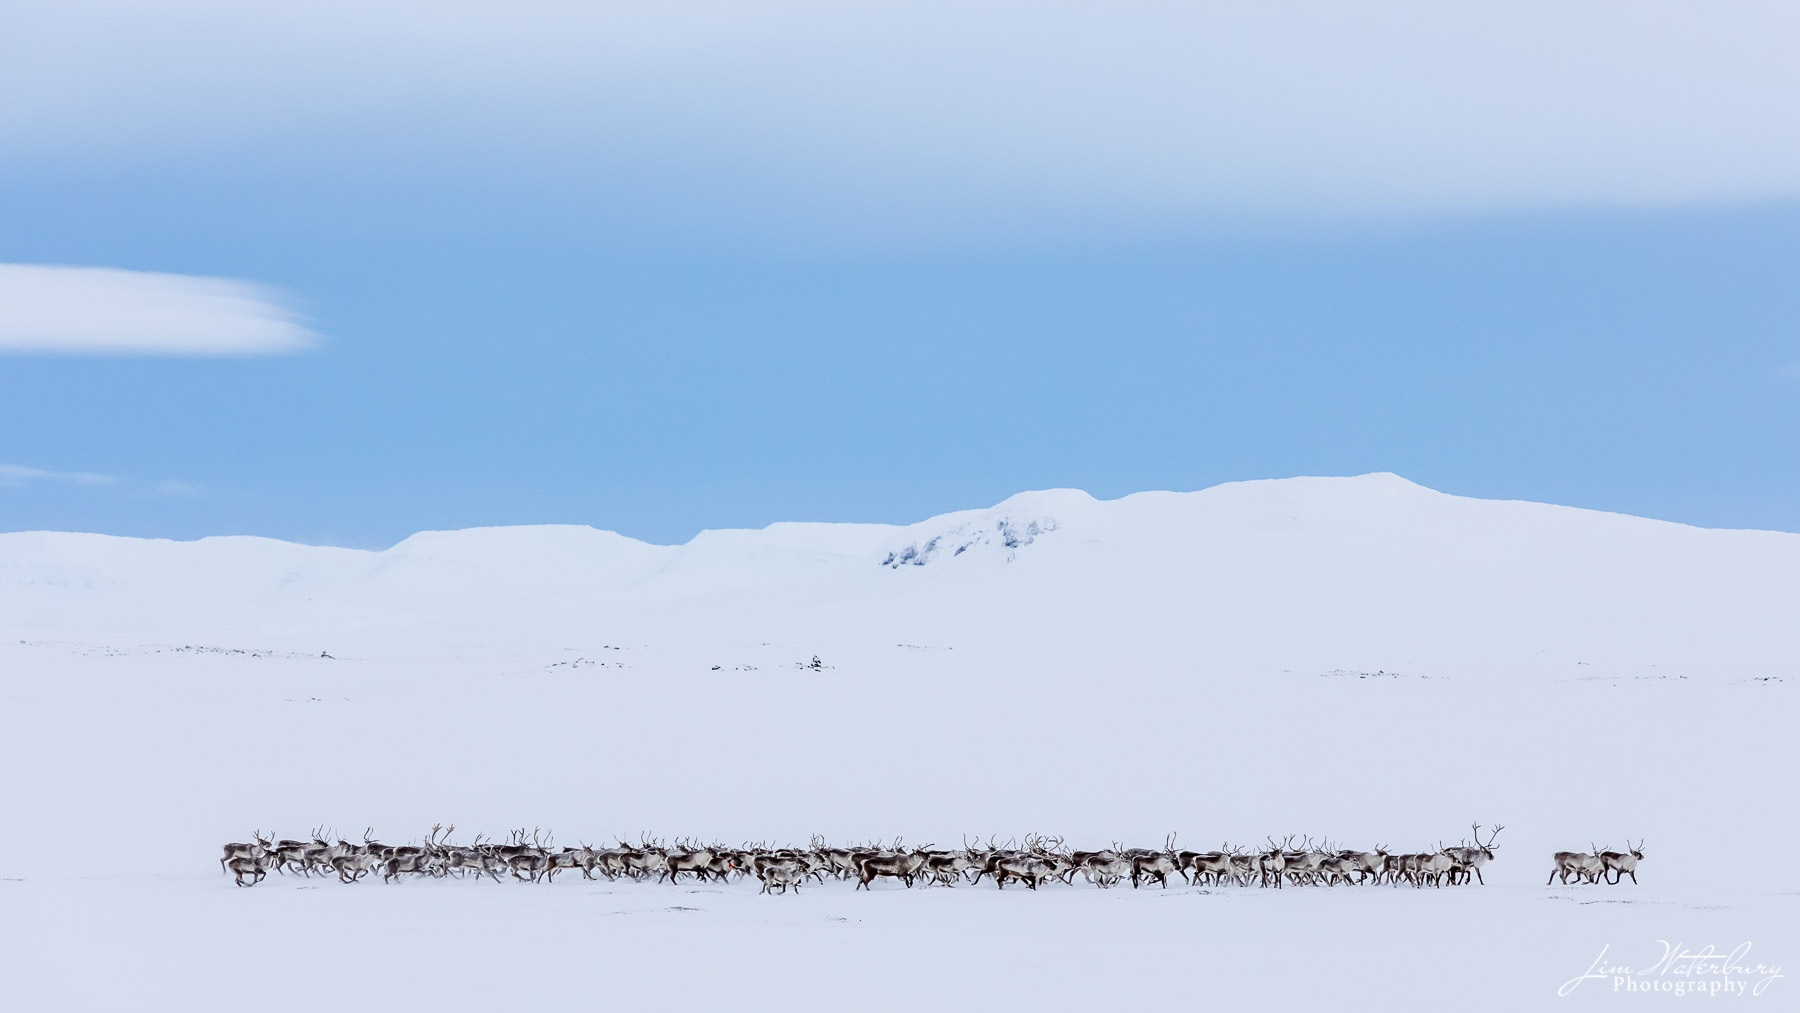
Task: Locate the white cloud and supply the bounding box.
[0,264,319,356]
[0,464,117,488]
[151,479,204,497]
[0,465,205,497]
[2,2,1799,226]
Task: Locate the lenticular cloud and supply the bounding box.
[0,263,319,356]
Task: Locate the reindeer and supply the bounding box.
[383,849,435,883]
[1258,836,1294,888]
[1082,852,1133,888]
[1315,853,1354,886]
[545,842,601,883]
[1169,836,1212,885]
[985,837,1062,890]
[1340,845,1386,886]
[936,842,1008,888]
[1128,834,1181,889]
[1187,846,1236,887]
[1391,851,1430,887]
[1228,847,1259,886]
[923,850,975,887]
[1599,840,1644,885]
[418,824,459,877]
[587,843,635,880]
[269,828,324,876]
[809,835,859,881]
[444,834,506,882]
[749,850,799,881]
[324,830,382,884]
[703,849,741,881]
[919,835,993,887]
[226,851,278,887]
[219,831,271,876]
[1548,844,1605,885]
[1066,841,1117,879]
[300,827,347,877]
[1032,836,1073,883]
[619,836,669,882]
[853,845,932,890]
[968,851,1005,887]
[993,854,1058,890]
[662,839,718,884]
[1068,842,1125,886]
[1444,823,1503,885]
[758,860,807,895]
[1416,844,1456,888]
[1281,836,1327,886]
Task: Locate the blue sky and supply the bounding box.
[3,2,1798,546]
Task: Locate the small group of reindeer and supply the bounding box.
[221,823,1518,892]
[1547,840,1646,886]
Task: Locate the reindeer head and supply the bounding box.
[1471,822,1503,860]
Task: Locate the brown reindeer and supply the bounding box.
[1598,840,1644,885]
[1548,844,1605,885]
[853,845,932,890]
[227,851,278,887]
[1444,823,1503,885]
[219,831,271,875]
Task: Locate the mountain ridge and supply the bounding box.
[3,473,1796,678]
[1,472,1788,556]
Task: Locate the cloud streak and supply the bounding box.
[0,264,320,356]
[0,464,205,498]
[150,479,204,497]
[3,2,1800,228]
[0,464,117,488]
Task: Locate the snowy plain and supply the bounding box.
[0,473,1793,1010]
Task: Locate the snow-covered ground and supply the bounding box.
[1,474,1792,1009]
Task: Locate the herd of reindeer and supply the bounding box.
[220,821,1641,892]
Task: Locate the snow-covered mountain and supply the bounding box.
[4,472,1796,679]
